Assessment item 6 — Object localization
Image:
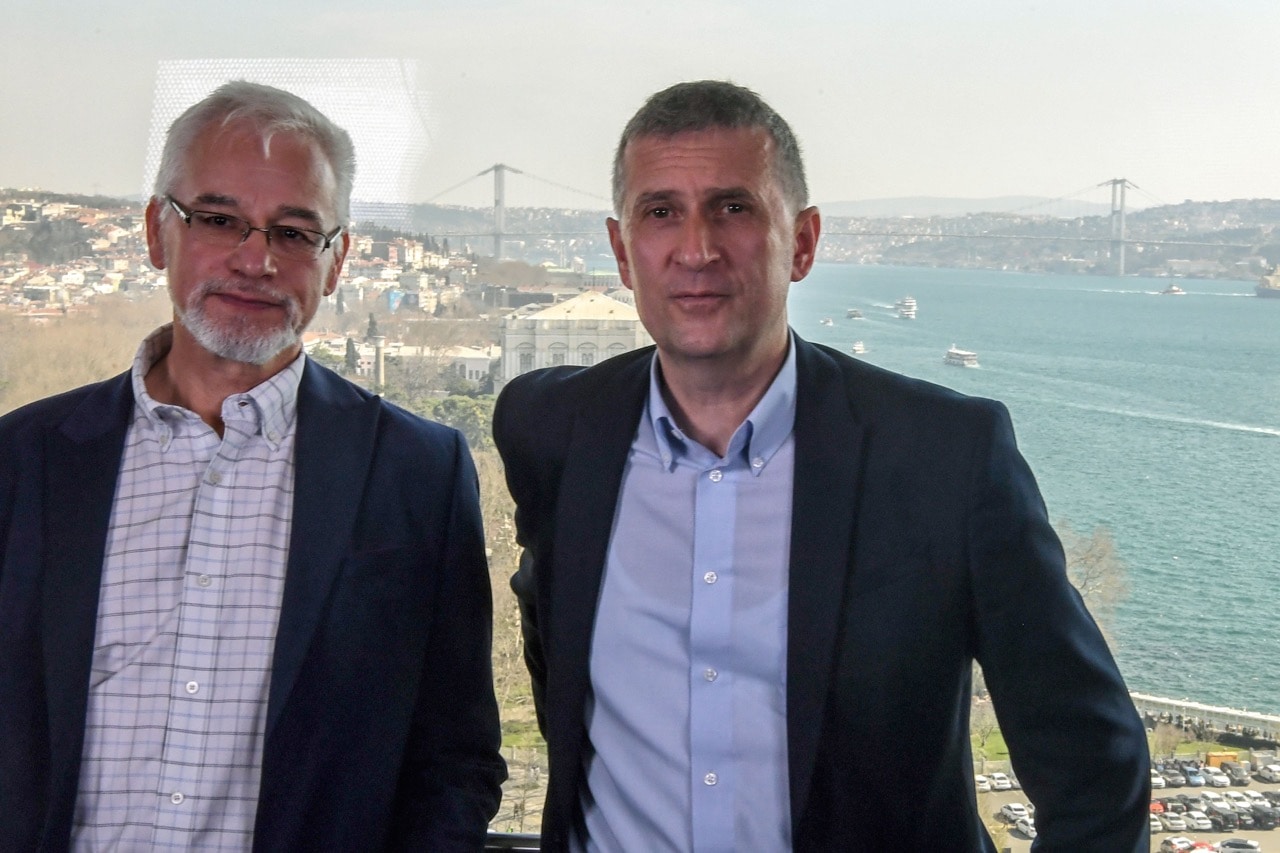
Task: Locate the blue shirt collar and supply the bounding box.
[646,332,797,475]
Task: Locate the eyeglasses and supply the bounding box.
[167,196,342,261]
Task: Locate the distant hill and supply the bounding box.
[818,196,1115,218]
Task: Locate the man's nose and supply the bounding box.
[674,215,720,270]
[228,227,278,277]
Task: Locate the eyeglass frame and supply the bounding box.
[166,196,343,259]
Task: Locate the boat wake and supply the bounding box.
[1051,400,1280,438]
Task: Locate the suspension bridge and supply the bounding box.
[422,168,1259,274]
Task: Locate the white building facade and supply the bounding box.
[496,291,651,391]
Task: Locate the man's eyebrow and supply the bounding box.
[190,194,323,225]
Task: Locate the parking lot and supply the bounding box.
[979,774,1280,852]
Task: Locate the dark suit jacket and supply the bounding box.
[494,336,1150,852]
[0,359,506,852]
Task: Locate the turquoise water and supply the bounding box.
[789,264,1280,715]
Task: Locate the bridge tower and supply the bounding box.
[477,163,523,259]
[1102,178,1138,276]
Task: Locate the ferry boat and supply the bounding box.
[846,308,863,319]
[1160,284,1187,295]
[819,317,834,326]
[895,296,917,319]
[850,340,867,355]
[1258,270,1280,299]
[944,345,978,367]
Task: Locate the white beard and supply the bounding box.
[176,279,304,366]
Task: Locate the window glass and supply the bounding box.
[4,2,1278,843]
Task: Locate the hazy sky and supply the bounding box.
[4,0,1277,210]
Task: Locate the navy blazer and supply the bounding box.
[0,359,506,851]
[494,335,1150,852]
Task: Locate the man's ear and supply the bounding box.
[145,196,168,270]
[790,206,821,282]
[607,217,632,289]
[324,231,351,296]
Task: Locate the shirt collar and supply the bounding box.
[646,332,797,475]
[129,323,305,451]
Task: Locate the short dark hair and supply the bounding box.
[154,80,356,225]
[611,80,808,215]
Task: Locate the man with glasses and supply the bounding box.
[0,81,505,849]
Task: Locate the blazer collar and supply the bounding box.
[784,337,867,825]
[266,359,383,738]
[544,352,653,750]
[42,372,135,836]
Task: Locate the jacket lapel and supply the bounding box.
[42,374,133,833]
[266,361,381,737]
[546,355,652,751]
[785,339,866,825]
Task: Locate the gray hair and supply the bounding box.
[153,80,356,225]
[611,80,808,215]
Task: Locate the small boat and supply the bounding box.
[850,341,867,355]
[944,345,978,367]
[895,296,917,319]
[1160,284,1186,295]
[846,308,864,319]
[819,317,834,326]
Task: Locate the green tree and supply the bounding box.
[344,337,359,373]
[431,395,495,451]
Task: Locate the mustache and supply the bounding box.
[189,278,299,311]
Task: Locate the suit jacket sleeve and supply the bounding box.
[968,402,1150,851]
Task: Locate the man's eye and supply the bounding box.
[268,225,318,245]
[647,207,671,219]
[724,202,746,214]
[197,213,239,230]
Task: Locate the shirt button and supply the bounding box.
[708,469,723,483]
[185,681,199,694]
[267,430,279,442]
[171,791,185,805]
[704,772,718,786]
[751,456,764,469]
[703,571,718,584]
[704,668,718,682]
[196,574,212,587]
[207,471,222,485]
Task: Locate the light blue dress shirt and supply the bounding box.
[579,339,797,852]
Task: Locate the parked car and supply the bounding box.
[1160,797,1188,814]
[1182,809,1213,831]
[1205,803,1239,831]
[1242,790,1267,806]
[1151,800,1166,814]
[1224,791,1251,809]
[1201,765,1231,787]
[1159,812,1189,831]
[988,771,1013,791]
[1249,803,1278,829]
[1263,790,1280,807]
[1257,763,1280,783]
[1158,838,1194,853]
[974,774,991,793]
[1014,816,1036,838]
[1200,791,1227,808]
[1221,761,1251,786]
[999,802,1029,823]
[1163,769,1188,787]
[1149,813,1162,834]
[1152,769,1168,789]
[1182,765,1206,787]
[1215,839,1261,851]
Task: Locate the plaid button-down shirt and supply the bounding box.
[72,325,302,851]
